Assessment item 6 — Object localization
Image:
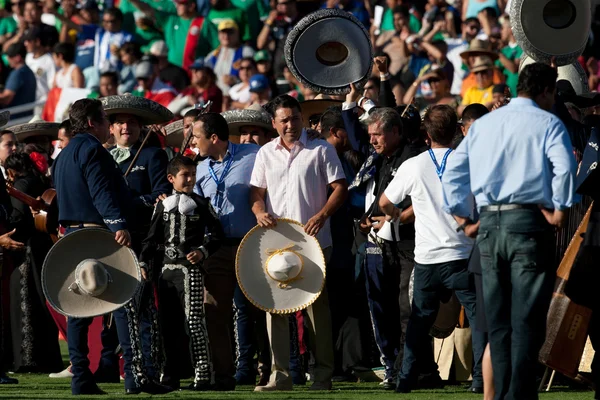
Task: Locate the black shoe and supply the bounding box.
[381,377,396,390]
[395,379,412,393]
[160,377,180,391]
[417,373,444,389]
[235,375,256,385]
[141,381,174,395]
[93,370,120,384]
[125,388,141,395]
[0,374,17,384]
[213,379,236,391]
[467,386,484,393]
[74,384,106,395]
[187,381,212,391]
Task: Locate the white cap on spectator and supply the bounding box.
[135,61,154,80]
[149,40,168,58]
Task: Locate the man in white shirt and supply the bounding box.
[379,105,483,393]
[250,94,348,391]
[24,25,56,107]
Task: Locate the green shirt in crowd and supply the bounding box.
[495,43,523,96]
[206,7,252,49]
[119,0,176,33]
[0,16,17,37]
[380,8,421,34]
[230,0,269,42]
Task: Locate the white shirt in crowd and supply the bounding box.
[384,148,474,264]
[250,130,345,249]
[25,52,56,102]
[229,82,251,104]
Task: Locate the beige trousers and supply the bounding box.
[266,247,334,384]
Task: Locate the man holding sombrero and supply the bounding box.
[101,94,174,394]
[249,94,348,391]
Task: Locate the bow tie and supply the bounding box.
[162,193,197,215]
[110,147,131,164]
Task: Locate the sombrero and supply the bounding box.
[42,228,142,318]
[10,120,60,141]
[236,219,326,314]
[101,94,174,125]
[222,103,276,137]
[164,119,185,148]
[285,9,373,95]
[459,39,498,62]
[300,99,342,128]
[519,55,589,95]
[0,111,9,128]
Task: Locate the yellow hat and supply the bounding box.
[218,19,239,32]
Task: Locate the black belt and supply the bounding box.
[223,238,242,246]
[480,204,538,212]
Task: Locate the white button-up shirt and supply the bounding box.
[250,130,345,248]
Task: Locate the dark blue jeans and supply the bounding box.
[399,259,484,389]
[477,209,554,400]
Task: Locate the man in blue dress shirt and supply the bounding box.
[442,63,577,400]
[192,112,260,391]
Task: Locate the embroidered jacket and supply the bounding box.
[139,192,224,270]
[53,133,131,232]
[108,143,172,232]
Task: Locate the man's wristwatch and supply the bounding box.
[456,220,472,233]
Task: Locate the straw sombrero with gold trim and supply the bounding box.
[236,219,326,314]
[42,228,142,318]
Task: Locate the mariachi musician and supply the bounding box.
[101,94,173,391]
[53,98,168,396]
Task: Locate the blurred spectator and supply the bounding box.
[459,55,495,113]
[459,38,504,98]
[89,70,119,98]
[363,77,380,102]
[94,8,133,72]
[248,74,271,106]
[494,15,521,96]
[3,0,53,52]
[379,0,422,34]
[462,0,501,19]
[230,0,270,41]
[281,65,304,101]
[128,0,215,70]
[373,6,413,76]
[55,0,100,72]
[206,19,255,95]
[52,42,84,89]
[118,41,143,94]
[131,12,164,53]
[24,25,57,105]
[445,17,481,95]
[150,40,190,92]
[257,0,300,78]
[419,0,460,39]
[0,43,36,118]
[491,83,508,104]
[133,57,178,107]
[169,58,223,116]
[322,0,370,29]
[227,57,256,110]
[206,0,251,49]
[254,49,279,97]
[0,1,19,47]
[404,69,458,113]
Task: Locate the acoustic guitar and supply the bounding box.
[5,185,58,237]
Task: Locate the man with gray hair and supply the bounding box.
[354,107,429,389]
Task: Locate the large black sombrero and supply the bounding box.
[510,0,591,66]
[285,9,373,95]
[222,104,276,137]
[101,94,174,125]
[10,120,60,141]
[0,111,9,129]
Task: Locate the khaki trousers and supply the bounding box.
[267,247,334,384]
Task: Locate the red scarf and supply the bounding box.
[183,17,205,72]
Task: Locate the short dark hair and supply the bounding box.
[319,107,344,138]
[194,112,229,141]
[53,42,76,63]
[461,103,489,123]
[240,57,256,69]
[464,17,480,26]
[69,99,105,134]
[517,63,558,99]
[105,7,123,22]
[167,155,196,177]
[0,130,15,143]
[58,119,73,136]
[100,71,119,86]
[119,41,142,60]
[423,105,457,146]
[392,5,410,18]
[269,94,301,117]
[184,108,204,119]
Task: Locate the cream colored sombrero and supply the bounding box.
[236,219,326,314]
[101,94,174,125]
[42,228,142,318]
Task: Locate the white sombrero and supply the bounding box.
[221,103,276,137]
[236,219,326,314]
[101,94,174,125]
[42,228,142,318]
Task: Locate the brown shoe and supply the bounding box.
[254,380,293,392]
[309,381,332,391]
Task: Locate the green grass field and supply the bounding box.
[0,342,594,399]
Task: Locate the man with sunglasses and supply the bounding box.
[445,17,482,95]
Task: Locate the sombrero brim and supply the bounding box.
[459,50,499,61]
[222,109,277,138]
[300,99,342,127]
[164,119,185,148]
[470,64,494,73]
[0,111,9,129]
[101,95,174,125]
[236,219,326,314]
[42,228,141,318]
[10,122,60,141]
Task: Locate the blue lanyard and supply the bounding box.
[428,148,452,181]
[208,145,236,187]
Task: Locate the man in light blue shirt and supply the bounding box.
[442,63,576,400]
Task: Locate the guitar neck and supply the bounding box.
[6,185,47,211]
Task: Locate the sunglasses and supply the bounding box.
[239,65,254,71]
[103,19,117,24]
[427,78,441,84]
[474,70,491,75]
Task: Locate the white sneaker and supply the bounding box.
[49,366,73,379]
